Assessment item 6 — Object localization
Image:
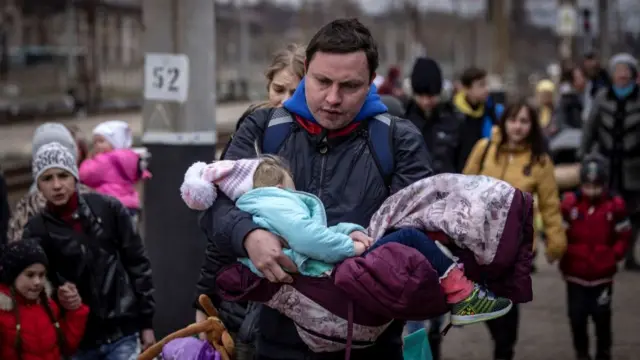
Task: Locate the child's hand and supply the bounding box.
[354,242,367,256]
[58,282,82,310]
[350,231,373,248]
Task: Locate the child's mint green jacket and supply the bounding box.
[236,187,365,277]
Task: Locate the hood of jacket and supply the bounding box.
[453,91,485,118]
[283,78,388,125]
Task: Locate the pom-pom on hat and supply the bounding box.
[180,159,261,210]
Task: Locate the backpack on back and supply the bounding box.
[262,107,396,185]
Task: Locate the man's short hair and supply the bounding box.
[306,18,379,79]
[460,67,487,88]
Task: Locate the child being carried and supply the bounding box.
[181,155,512,328]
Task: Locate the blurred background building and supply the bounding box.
[0,0,637,119]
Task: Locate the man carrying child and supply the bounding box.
[196,18,433,360]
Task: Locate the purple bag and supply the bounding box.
[161,337,220,360]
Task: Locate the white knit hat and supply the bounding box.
[93,120,133,149]
[32,123,78,160]
[609,53,638,75]
[32,142,79,182]
[180,159,260,210]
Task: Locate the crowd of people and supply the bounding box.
[0,16,639,360]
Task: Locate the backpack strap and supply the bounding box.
[368,114,395,186]
[262,107,295,154]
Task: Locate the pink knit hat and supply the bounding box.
[180,159,261,210]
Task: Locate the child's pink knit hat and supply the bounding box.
[180,159,261,210]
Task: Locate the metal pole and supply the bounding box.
[489,0,509,79]
[597,0,610,59]
[238,0,250,100]
[65,0,77,85]
[141,0,216,338]
[559,0,577,64]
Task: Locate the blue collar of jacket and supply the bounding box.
[283,77,388,124]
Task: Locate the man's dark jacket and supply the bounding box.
[197,101,433,359]
[405,99,465,173]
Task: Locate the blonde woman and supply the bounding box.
[233,43,306,132]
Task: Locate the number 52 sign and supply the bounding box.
[144,53,189,103]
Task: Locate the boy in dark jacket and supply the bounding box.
[560,154,631,360]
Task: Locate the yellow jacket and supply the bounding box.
[462,129,567,261]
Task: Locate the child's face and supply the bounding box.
[581,183,604,198]
[14,263,46,301]
[92,134,113,154]
[37,168,77,206]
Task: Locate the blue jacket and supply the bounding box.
[236,187,365,277]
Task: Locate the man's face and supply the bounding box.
[305,51,371,130]
[613,63,633,88]
[414,94,440,112]
[37,168,76,206]
[465,78,489,104]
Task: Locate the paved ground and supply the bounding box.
[0,101,252,162]
[439,251,640,360]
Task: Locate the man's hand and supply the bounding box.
[141,329,156,351]
[244,229,298,283]
[350,231,373,248]
[57,283,81,311]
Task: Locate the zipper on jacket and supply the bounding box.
[316,132,329,199]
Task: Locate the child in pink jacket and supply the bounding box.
[79,120,150,222]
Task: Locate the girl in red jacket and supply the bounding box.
[0,238,89,360]
[560,154,631,360]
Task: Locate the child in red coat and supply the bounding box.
[560,154,631,360]
[0,239,89,360]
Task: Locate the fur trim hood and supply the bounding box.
[0,281,54,311]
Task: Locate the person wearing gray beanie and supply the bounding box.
[580,52,640,271]
[608,53,638,79]
[31,142,79,207]
[28,123,79,194]
[31,123,78,161]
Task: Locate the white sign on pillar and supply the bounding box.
[144,53,190,103]
[556,4,578,37]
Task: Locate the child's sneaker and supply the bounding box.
[450,285,513,326]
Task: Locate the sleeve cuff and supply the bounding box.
[231,218,262,258]
[138,315,153,330]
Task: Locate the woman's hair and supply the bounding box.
[496,99,548,168]
[264,43,305,89]
[236,44,306,120]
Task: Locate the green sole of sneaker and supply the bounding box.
[450,302,513,326]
